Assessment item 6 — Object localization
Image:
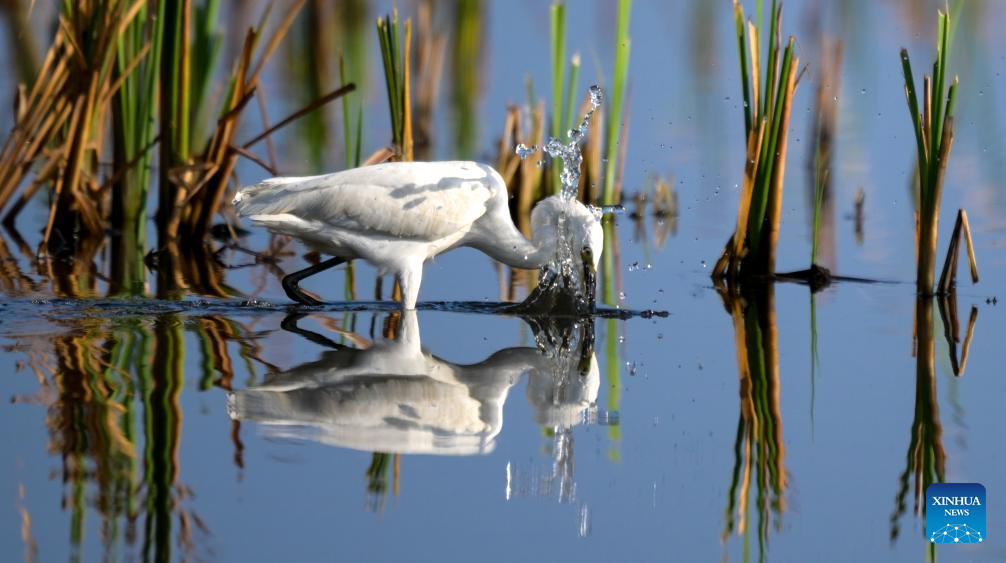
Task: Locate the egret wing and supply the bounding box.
[235,161,499,241]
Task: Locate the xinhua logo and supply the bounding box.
[926,483,986,544]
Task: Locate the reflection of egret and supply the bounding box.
[504,318,602,537]
[228,311,599,456]
[233,161,603,308]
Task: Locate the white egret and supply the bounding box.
[228,311,598,455]
[233,161,603,309]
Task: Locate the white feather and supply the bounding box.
[234,160,603,308]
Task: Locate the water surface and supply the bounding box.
[2,1,1006,561]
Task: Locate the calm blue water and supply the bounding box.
[1,1,1005,561]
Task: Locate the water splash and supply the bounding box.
[514,86,605,315]
[515,84,604,201]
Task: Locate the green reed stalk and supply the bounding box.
[901,9,958,295]
[734,3,752,136]
[157,0,192,237]
[713,0,799,279]
[549,2,566,193]
[563,53,581,134]
[602,0,631,205]
[340,56,362,168]
[190,0,221,148]
[377,10,412,160]
[451,0,482,158]
[550,3,566,142]
[111,0,165,294]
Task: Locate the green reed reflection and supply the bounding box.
[717,282,786,563]
[10,309,268,560]
[890,298,946,548]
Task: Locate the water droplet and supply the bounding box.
[860,88,866,94]
[701,260,707,268]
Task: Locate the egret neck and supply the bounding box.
[472,222,550,270]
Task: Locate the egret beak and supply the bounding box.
[581,247,596,314]
[577,319,595,375]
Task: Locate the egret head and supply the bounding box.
[527,195,604,313]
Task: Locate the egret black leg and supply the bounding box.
[282,256,346,305]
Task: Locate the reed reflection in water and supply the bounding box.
[890,293,977,550]
[7,306,272,561]
[716,281,787,563]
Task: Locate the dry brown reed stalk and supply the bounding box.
[363,147,395,166]
[495,103,546,233]
[170,0,310,243]
[411,0,446,159]
[0,2,147,254]
[936,208,978,294]
[0,0,350,277]
[493,101,545,301]
[714,122,765,277]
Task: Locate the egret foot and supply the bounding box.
[282,256,346,305]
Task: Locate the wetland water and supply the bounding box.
[1,0,1006,561]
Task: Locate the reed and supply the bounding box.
[0,1,139,252]
[157,0,193,240]
[0,0,350,270]
[601,0,631,205]
[377,9,413,161]
[450,0,482,158]
[110,1,165,294]
[548,2,573,194]
[412,1,447,160]
[900,8,959,295]
[335,1,368,169]
[890,297,946,542]
[20,310,260,558]
[809,40,841,271]
[190,0,222,146]
[718,283,786,559]
[550,3,566,151]
[936,208,978,294]
[713,0,801,280]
